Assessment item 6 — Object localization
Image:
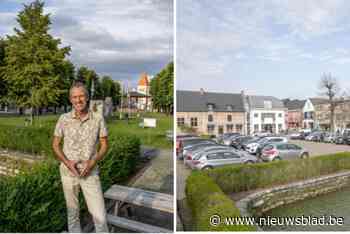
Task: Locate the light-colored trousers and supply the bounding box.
[61,171,109,233]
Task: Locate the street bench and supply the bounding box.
[104,185,173,233]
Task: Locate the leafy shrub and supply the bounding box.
[206,152,350,193]
[186,172,256,231]
[0,161,66,232]
[0,134,141,232]
[99,134,140,191]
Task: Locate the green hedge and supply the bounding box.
[0,124,53,157]
[0,134,140,232]
[206,152,350,194]
[185,172,256,231]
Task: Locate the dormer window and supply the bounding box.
[207,103,214,111]
[226,105,233,111]
[264,100,272,109]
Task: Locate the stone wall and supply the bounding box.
[0,150,39,176]
[236,171,350,218]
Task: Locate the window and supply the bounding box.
[226,124,234,132]
[190,117,198,127]
[278,113,282,118]
[226,105,233,111]
[254,113,259,118]
[207,124,215,134]
[269,138,283,143]
[177,118,184,127]
[223,152,240,159]
[277,144,288,150]
[236,124,243,132]
[208,114,213,122]
[287,144,301,150]
[227,115,232,122]
[254,124,259,132]
[264,101,272,109]
[278,124,282,131]
[207,104,214,111]
[207,152,224,160]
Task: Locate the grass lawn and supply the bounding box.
[0,112,173,149]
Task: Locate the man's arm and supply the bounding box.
[52,136,79,176]
[80,136,108,177]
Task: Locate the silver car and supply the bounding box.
[184,145,230,167]
[260,143,309,162]
[188,148,258,170]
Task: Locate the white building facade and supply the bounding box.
[246,96,286,135]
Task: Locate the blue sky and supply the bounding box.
[177,0,350,99]
[0,0,173,87]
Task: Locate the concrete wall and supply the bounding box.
[236,171,350,218]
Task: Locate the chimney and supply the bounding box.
[200,88,205,95]
[241,90,245,98]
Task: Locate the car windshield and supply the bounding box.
[258,138,269,144]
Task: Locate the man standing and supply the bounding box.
[52,82,109,233]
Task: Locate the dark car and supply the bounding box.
[343,129,350,145]
[231,136,254,149]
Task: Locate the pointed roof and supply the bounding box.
[138,72,149,86]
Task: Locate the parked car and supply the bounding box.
[177,137,207,156]
[253,131,272,137]
[216,132,241,144]
[323,132,337,143]
[241,137,264,151]
[223,134,243,146]
[289,131,303,140]
[260,143,309,162]
[305,131,324,142]
[246,136,288,155]
[183,145,230,167]
[180,141,217,160]
[231,136,255,149]
[342,129,350,145]
[335,135,345,144]
[187,148,258,170]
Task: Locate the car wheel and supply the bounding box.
[301,153,309,159]
[273,157,281,161]
[202,166,213,170]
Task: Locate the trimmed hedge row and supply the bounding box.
[0,124,53,157]
[206,152,350,193]
[185,172,256,231]
[0,134,140,232]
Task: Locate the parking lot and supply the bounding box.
[290,140,350,156]
[176,139,350,199]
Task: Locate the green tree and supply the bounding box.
[150,62,173,114]
[100,75,121,105]
[3,0,70,123]
[0,38,8,105]
[76,66,102,99]
[56,60,75,112]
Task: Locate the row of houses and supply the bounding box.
[177,89,350,136]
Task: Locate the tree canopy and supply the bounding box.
[2,0,70,110]
[150,62,173,114]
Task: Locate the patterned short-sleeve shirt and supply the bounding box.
[54,110,108,176]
